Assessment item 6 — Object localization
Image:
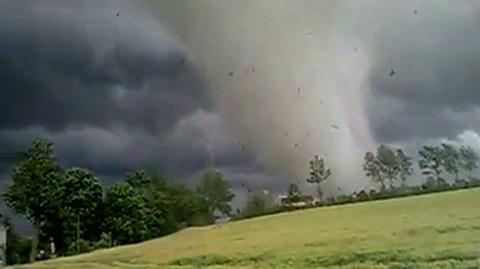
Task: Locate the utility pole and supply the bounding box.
[76,213,80,254]
[0,224,6,267]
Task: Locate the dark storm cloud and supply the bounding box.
[0,110,270,190]
[0,0,279,193]
[0,0,210,133]
[363,0,480,143]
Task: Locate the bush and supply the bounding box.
[93,233,112,250]
[66,239,91,255]
[231,178,480,223]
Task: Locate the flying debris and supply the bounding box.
[228,72,234,77]
[247,188,252,193]
[240,144,246,150]
[353,46,358,52]
[389,70,396,77]
[116,12,120,17]
[251,67,255,72]
[374,32,378,37]
[284,132,289,137]
[241,183,246,187]
[297,88,302,95]
[178,58,186,66]
[307,132,310,137]
[330,124,339,130]
[306,31,314,37]
[413,9,418,14]
[294,143,299,148]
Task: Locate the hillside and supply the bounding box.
[13,188,480,269]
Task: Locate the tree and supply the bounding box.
[459,146,478,179]
[396,149,413,187]
[286,183,302,202]
[2,217,31,265]
[137,173,173,237]
[103,183,150,246]
[3,139,65,262]
[238,190,275,218]
[124,171,176,236]
[163,182,212,227]
[418,146,443,185]
[125,170,151,189]
[123,171,212,239]
[61,168,103,254]
[306,155,331,201]
[196,170,235,217]
[441,143,460,181]
[376,145,400,189]
[363,151,384,191]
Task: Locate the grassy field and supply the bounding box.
[13,188,480,269]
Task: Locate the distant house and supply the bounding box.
[280,195,314,208]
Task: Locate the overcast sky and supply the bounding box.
[0,0,285,212]
[1,0,480,218]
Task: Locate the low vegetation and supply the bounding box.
[235,143,480,220]
[2,139,479,267]
[2,139,234,265]
[12,188,480,268]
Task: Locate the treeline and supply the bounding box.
[234,143,480,220]
[2,139,235,265]
[3,139,479,264]
[363,144,478,191]
[310,143,479,198]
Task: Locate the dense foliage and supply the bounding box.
[2,139,233,265]
[196,170,235,217]
[234,143,480,221]
[3,139,65,261]
[2,139,479,265]
[306,155,331,201]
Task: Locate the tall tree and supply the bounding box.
[125,170,151,189]
[376,145,400,189]
[124,170,169,235]
[137,172,173,237]
[164,182,212,227]
[3,139,65,262]
[363,151,384,191]
[396,149,413,187]
[441,143,460,181]
[61,168,103,254]
[306,155,331,201]
[238,190,274,218]
[418,146,444,185]
[286,183,302,202]
[459,146,478,179]
[124,171,212,238]
[196,170,235,217]
[2,216,30,265]
[103,182,150,246]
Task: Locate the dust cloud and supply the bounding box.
[148,1,375,194]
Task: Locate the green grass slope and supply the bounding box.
[13,188,480,269]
